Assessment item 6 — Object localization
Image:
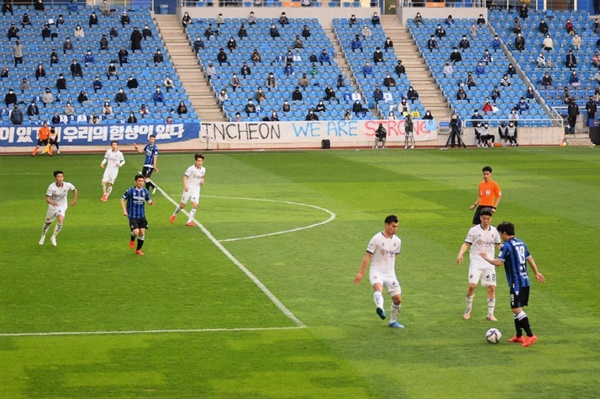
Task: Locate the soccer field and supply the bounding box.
[1,147,599,398]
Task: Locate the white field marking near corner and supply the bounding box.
[204,195,337,243]
[155,184,306,328]
[0,326,305,338]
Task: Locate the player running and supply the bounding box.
[39,170,78,246]
[100,141,125,202]
[170,153,206,226]
[121,174,154,256]
[354,215,405,329]
[133,135,159,193]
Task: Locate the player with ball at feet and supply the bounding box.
[354,215,404,329]
[480,221,546,347]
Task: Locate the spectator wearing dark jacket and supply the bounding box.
[130,27,142,52]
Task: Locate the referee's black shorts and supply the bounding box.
[129,217,148,231]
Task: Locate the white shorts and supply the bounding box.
[45,205,67,223]
[102,169,119,184]
[468,267,497,286]
[370,270,401,296]
[181,187,201,205]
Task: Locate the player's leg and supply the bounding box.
[186,202,198,225]
[143,167,156,191]
[50,213,65,246]
[136,226,146,254]
[39,210,56,245]
[32,141,41,156]
[512,287,536,346]
[484,270,497,321]
[171,192,188,223]
[386,278,403,328]
[464,272,479,319]
[370,276,386,319]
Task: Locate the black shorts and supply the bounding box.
[510,285,530,309]
[37,138,49,146]
[129,217,148,231]
[142,166,153,178]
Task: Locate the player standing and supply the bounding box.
[469,166,501,225]
[456,207,502,321]
[133,135,159,193]
[39,170,78,246]
[121,174,154,256]
[32,122,52,157]
[49,127,60,154]
[100,140,126,202]
[481,221,546,347]
[170,153,206,226]
[354,215,405,329]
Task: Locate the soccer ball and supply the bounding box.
[485,328,502,344]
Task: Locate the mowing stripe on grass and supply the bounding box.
[205,195,336,243]
[156,184,306,328]
[0,326,305,337]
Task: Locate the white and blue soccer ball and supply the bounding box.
[485,328,502,344]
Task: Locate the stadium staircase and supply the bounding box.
[380,15,452,122]
[154,14,225,122]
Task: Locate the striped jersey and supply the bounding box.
[143,143,158,168]
[498,237,531,291]
[122,186,151,219]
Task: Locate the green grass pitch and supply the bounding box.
[0,147,599,398]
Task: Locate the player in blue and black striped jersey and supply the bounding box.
[133,135,159,193]
[121,174,154,256]
[481,221,546,347]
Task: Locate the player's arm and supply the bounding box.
[354,252,372,285]
[46,195,57,207]
[183,174,188,192]
[200,175,205,186]
[153,154,159,172]
[69,188,78,206]
[118,154,125,167]
[526,256,546,283]
[469,193,479,210]
[457,242,470,264]
[132,143,144,153]
[479,252,504,267]
[493,187,501,210]
[100,157,107,168]
[120,197,128,216]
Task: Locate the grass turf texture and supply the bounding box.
[0,147,598,398]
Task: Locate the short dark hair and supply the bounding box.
[384,215,399,225]
[111,140,118,145]
[480,207,493,217]
[497,221,515,236]
[134,174,144,181]
[149,135,155,139]
[195,153,204,160]
[53,170,63,177]
[482,165,492,173]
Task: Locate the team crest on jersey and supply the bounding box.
[485,190,491,195]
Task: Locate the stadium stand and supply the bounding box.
[0,4,197,125]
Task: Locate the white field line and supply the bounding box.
[0,326,305,338]
[155,184,306,328]
[204,195,336,243]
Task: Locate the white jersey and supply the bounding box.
[46,182,76,208]
[465,224,501,269]
[184,165,205,189]
[102,149,125,171]
[366,231,401,276]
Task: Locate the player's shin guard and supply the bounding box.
[390,303,401,323]
[487,298,495,316]
[106,185,112,195]
[516,311,532,336]
[465,294,474,312]
[137,235,145,250]
[373,291,384,309]
[52,222,63,237]
[187,209,196,223]
[513,313,523,337]
[41,223,51,234]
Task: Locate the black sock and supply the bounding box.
[513,316,523,337]
[136,237,144,250]
[130,233,135,243]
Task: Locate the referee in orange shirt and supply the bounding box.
[469,165,501,225]
[32,121,52,156]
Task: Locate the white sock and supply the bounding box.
[373,291,384,309]
[106,185,113,195]
[41,223,50,235]
[102,183,107,194]
[187,208,196,223]
[52,223,63,237]
[390,303,401,323]
[465,294,474,312]
[487,298,495,316]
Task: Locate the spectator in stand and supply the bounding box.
[352,100,365,116]
[77,90,88,104]
[20,78,30,93]
[227,36,237,53]
[395,60,406,77]
[475,61,485,76]
[56,73,67,93]
[477,14,485,26]
[592,51,600,68]
[565,49,577,68]
[450,47,462,63]
[89,12,99,30]
[109,27,118,40]
[443,62,453,77]
[41,24,52,41]
[121,11,130,28]
[177,101,188,115]
[445,14,455,25]
[10,104,23,125]
[466,71,477,90]
[565,18,574,35]
[163,75,174,93]
[27,100,39,116]
[139,103,149,117]
[567,98,579,133]
[301,25,311,40]
[515,97,529,114]
[500,74,511,87]
[7,23,19,41]
[100,34,109,50]
[230,73,241,91]
[35,63,46,80]
[127,111,137,123]
[519,4,528,19]
[319,49,332,66]
[115,87,127,106]
[152,86,164,106]
[457,86,469,103]
[539,19,549,35]
[42,87,53,107]
[414,12,423,28]
[541,72,553,88]
[362,25,371,40]
[266,72,277,91]
[100,0,110,16]
[153,49,164,66]
[373,86,384,104]
[428,35,438,52]
[299,73,309,90]
[244,98,257,117]
[490,85,501,103]
[118,47,128,66]
[314,100,326,113]
[459,35,470,52]
[269,23,280,40]
[21,13,31,29]
[106,61,118,80]
[181,11,192,30]
[586,97,597,121]
[569,70,580,87]
[142,24,152,40]
[205,62,217,81]
[13,40,23,68]
[383,73,396,88]
[435,24,446,39]
[63,37,73,54]
[70,59,83,78]
[542,34,553,52]
[371,11,380,27]
[305,108,319,121]
[102,100,113,115]
[349,14,357,27]
[512,18,521,34]
[525,86,535,100]
[514,33,525,52]
[572,33,582,51]
[384,37,394,52]
[373,47,384,65]
[398,97,410,116]
[423,110,433,120]
[130,27,142,53]
[362,61,373,78]
[292,86,303,103]
[193,36,204,53]
[279,12,289,27]
[506,63,516,77]
[2,0,14,15]
[351,35,363,53]
[84,49,95,66]
[254,86,266,104]
[406,86,419,104]
[481,97,494,115]
[469,24,477,38]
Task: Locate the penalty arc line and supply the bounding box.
[155,184,306,328]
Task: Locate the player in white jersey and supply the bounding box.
[354,215,404,328]
[456,207,502,321]
[170,153,206,226]
[100,141,126,202]
[39,170,78,247]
